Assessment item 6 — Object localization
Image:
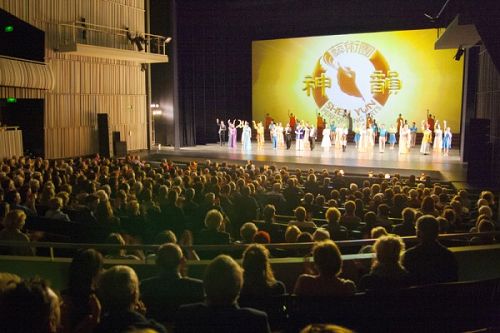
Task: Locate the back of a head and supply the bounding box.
[416,215,439,242]
[294,206,307,221]
[325,207,341,224]
[313,240,342,277]
[374,235,405,266]
[68,249,103,298]
[242,244,273,284]
[204,255,243,305]
[156,243,183,272]
[204,209,223,230]
[402,207,416,224]
[240,222,258,243]
[0,278,59,333]
[263,204,276,222]
[97,265,139,313]
[301,324,354,333]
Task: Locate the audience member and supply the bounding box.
[403,215,458,285]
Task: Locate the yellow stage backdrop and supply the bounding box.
[252,29,463,131]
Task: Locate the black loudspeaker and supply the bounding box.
[97,114,110,157]
[112,131,121,143]
[114,141,127,158]
[467,119,491,184]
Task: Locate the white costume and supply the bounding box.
[321,128,331,150]
[433,126,443,153]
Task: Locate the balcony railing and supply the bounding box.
[56,20,170,56]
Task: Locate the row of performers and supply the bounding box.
[216,118,452,155]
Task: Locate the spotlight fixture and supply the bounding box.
[165,37,172,44]
[454,47,465,61]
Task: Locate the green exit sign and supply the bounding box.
[4,25,14,32]
[6,97,17,103]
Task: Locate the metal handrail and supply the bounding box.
[0,231,497,252]
[56,20,170,55]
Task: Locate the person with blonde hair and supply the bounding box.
[294,240,356,296]
[359,235,411,291]
[0,209,34,256]
[196,209,231,245]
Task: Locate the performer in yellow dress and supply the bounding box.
[252,120,265,149]
[420,120,432,155]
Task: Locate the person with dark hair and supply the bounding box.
[96,265,166,333]
[260,204,284,242]
[0,278,61,333]
[240,244,286,298]
[60,249,103,333]
[175,255,271,333]
[339,201,361,230]
[402,215,458,285]
[294,240,356,296]
[392,207,416,236]
[140,243,204,324]
[322,207,348,241]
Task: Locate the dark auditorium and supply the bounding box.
[1,0,500,332]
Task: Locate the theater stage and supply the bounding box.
[148,143,467,183]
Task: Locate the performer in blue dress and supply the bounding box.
[388,125,397,149]
[241,120,252,151]
[443,127,452,156]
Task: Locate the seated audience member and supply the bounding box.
[301,324,354,333]
[240,244,286,299]
[0,201,9,228]
[288,206,317,230]
[196,209,231,245]
[402,215,458,285]
[0,209,34,256]
[359,227,388,254]
[470,220,496,245]
[45,197,70,221]
[419,196,439,217]
[285,225,301,243]
[175,255,271,333]
[239,222,258,244]
[140,243,204,324]
[0,272,20,293]
[374,204,392,231]
[322,207,348,241]
[96,265,166,333]
[260,204,284,242]
[339,201,361,230]
[359,235,411,291]
[0,278,62,333]
[312,228,330,242]
[294,240,356,296]
[392,207,416,236]
[61,249,103,333]
[253,231,271,244]
[104,233,141,260]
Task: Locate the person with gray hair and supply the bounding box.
[95,265,166,333]
[402,215,458,285]
[175,255,271,333]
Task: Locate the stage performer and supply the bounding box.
[252,120,265,149]
[443,127,452,156]
[396,113,404,135]
[379,124,387,153]
[227,119,237,148]
[388,125,397,149]
[420,120,432,155]
[367,125,374,151]
[427,110,435,132]
[303,122,310,150]
[285,123,292,150]
[335,126,344,150]
[341,129,348,152]
[276,122,285,148]
[330,121,336,144]
[358,127,368,153]
[269,120,278,149]
[353,127,360,149]
[216,119,227,146]
[288,111,296,130]
[321,127,331,152]
[295,123,305,151]
[372,120,379,144]
[433,121,443,153]
[240,120,252,151]
[309,124,317,151]
[410,121,418,147]
[399,124,410,154]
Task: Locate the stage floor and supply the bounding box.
[149,143,467,183]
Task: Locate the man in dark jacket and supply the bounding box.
[175,255,270,333]
[140,243,204,324]
[403,215,458,285]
